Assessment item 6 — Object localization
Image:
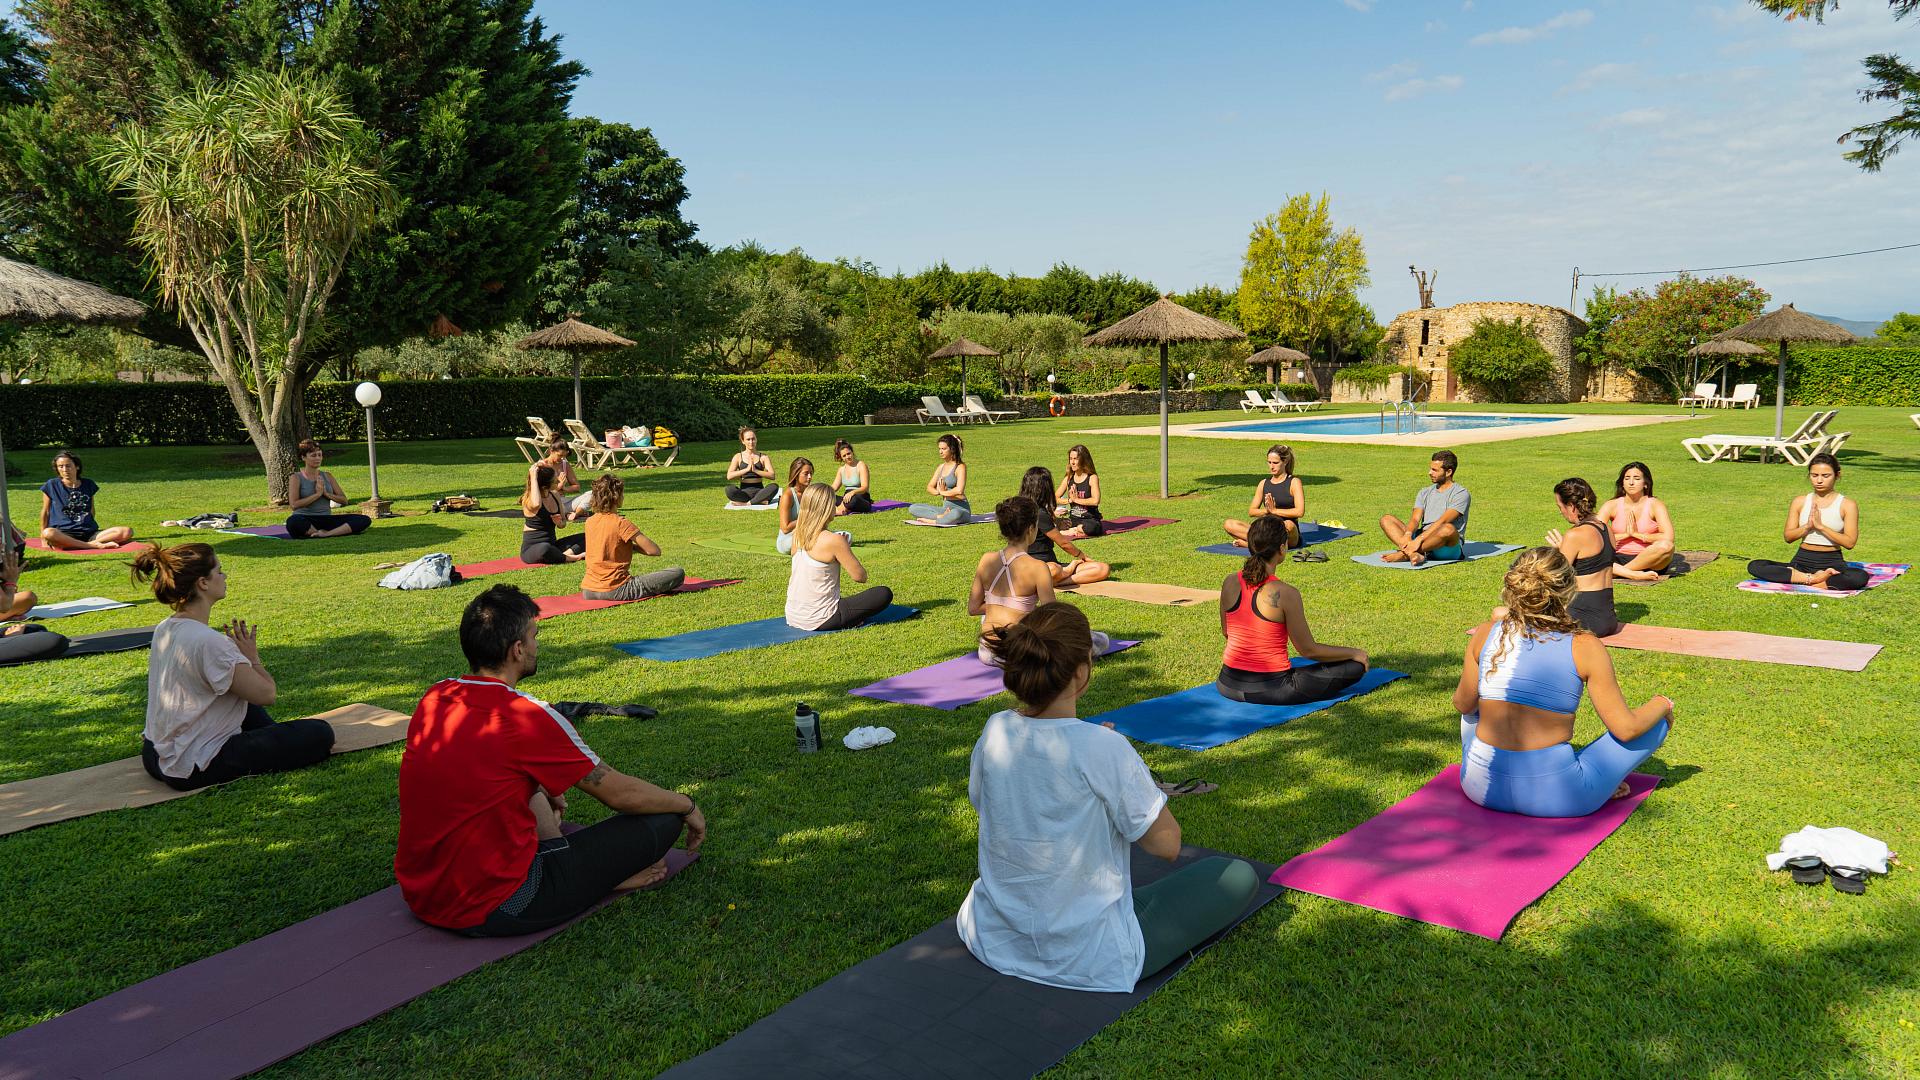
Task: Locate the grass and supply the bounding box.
[2,403,1917,1077]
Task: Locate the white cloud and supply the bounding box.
[1469,9,1594,46]
[1367,61,1419,82]
[1341,0,1373,11]
[1557,61,1638,96]
[1595,106,1668,128]
[1425,19,1448,32]
[1384,75,1465,102]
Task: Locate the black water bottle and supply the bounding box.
[794,702,822,753]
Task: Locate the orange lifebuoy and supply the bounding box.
[1048,395,1067,417]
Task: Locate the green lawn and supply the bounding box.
[3,404,1916,1078]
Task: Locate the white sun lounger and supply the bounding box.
[916,396,973,425]
[960,394,1020,423]
[1682,410,1839,464]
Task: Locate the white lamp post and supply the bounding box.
[354,381,391,517]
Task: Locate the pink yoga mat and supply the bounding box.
[1268,765,1659,940]
[1604,623,1881,671]
[455,555,565,578]
[21,538,152,556]
[0,849,697,1080]
[850,639,1139,710]
[533,577,739,620]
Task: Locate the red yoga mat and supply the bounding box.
[0,849,696,1080]
[1090,515,1176,536]
[533,577,740,620]
[22,538,152,556]
[454,555,562,579]
[1268,765,1659,940]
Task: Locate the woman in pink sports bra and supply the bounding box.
[1598,461,1674,582]
[970,496,1106,665]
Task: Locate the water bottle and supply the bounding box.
[793,702,823,753]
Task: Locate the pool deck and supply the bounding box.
[1078,411,1702,447]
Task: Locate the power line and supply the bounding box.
[1581,240,1920,279]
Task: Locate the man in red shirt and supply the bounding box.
[397,584,706,935]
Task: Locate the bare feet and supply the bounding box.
[1381,550,1409,563]
[1408,550,1427,566]
[1615,567,1660,581]
[616,857,672,892]
[1611,781,1632,800]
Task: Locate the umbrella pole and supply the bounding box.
[1774,340,1787,439]
[1158,342,1169,499]
[0,419,11,556]
[571,354,583,423]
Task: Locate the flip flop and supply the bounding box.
[1785,855,1826,885]
[1291,549,1328,563]
[1829,865,1868,895]
[1154,778,1218,796]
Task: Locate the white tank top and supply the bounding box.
[785,545,841,630]
[1799,493,1847,547]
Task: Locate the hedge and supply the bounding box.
[1773,345,1920,407]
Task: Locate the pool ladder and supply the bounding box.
[1378,400,1419,434]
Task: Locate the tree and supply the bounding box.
[1598,275,1770,396]
[1754,0,1920,169]
[1236,193,1370,361]
[99,72,392,504]
[1173,284,1239,325]
[834,276,927,382]
[536,117,699,320]
[1873,311,1920,344]
[1449,318,1559,402]
[0,17,41,107]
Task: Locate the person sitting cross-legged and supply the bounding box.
[397,584,707,936]
[1379,449,1469,565]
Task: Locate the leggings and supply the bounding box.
[1215,660,1366,706]
[1458,712,1669,818]
[1133,856,1261,979]
[285,513,372,539]
[840,491,874,514]
[908,499,971,526]
[1747,547,1871,591]
[140,703,336,792]
[0,624,69,666]
[1069,511,1106,537]
[521,534,587,565]
[582,567,686,601]
[808,585,894,632]
[726,484,778,505]
[1568,588,1619,637]
[466,812,686,937]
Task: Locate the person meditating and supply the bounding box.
[519,466,587,565]
[1223,444,1303,549]
[284,440,372,540]
[1546,477,1618,637]
[1746,452,1870,591]
[1601,462,1674,582]
[908,433,970,526]
[724,426,778,506]
[1018,467,1110,586]
[580,475,686,601]
[132,543,336,790]
[39,450,136,550]
[958,602,1260,992]
[1055,444,1105,538]
[1,521,33,622]
[1379,450,1468,564]
[832,438,873,515]
[971,495,1110,665]
[0,545,66,665]
[1215,516,1369,706]
[1453,547,1674,818]
[786,484,893,631]
[397,584,706,935]
[531,438,587,520]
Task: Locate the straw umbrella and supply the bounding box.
[0,257,147,551]
[928,337,999,399]
[1085,296,1246,497]
[515,317,636,424]
[1248,344,1310,385]
[1714,304,1855,437]
[1684,337,1766,400]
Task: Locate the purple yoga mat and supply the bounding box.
[0,848,697,1080]
[220,524,291,538]
[850,639,1139,710]
[1268,765,1658,940]
[864,499,910,512]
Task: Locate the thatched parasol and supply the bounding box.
[1714,304,1854,437]
[929,337,999,398]
[0,258,147,549]
[1085,297,1246,497]
[1248,344,1310,383]
[515,318,636,423]
[1685,337,1767,399]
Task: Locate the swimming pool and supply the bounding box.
[1202,413,1571,436]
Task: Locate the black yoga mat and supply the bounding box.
[0,627,154,667]
[659,844,1280,1080]
[463,508,524,519]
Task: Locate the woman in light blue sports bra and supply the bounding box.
[832,438,873,514]
[908,433,970,526]
[1452,547,1674,818]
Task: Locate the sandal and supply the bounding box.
[1154,778,1218,796]
[1785,855,1826,886]
[1292,549,1328,563]
[1829,865,1868,895]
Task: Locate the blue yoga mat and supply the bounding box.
[1350,542,1522,569]
[1087,662,1410,750]
[613,604,918,661]
[1196,524,1359,556]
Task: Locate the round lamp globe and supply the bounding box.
[354,382,382,408]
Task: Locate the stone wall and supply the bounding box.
[869,388,1290,424]
[1382,301,1587,403]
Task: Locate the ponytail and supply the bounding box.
[1553,477,1597,520]
[982,602,1094,712]
[1242,514,1288,585]
[131,543,220,610]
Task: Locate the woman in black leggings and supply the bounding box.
[724,426,778,505]
[0,547,67,665]
[520,465,588,565]
[1546,477,1618,637]
[1216,516,1370,706]
[1746,452,1870,591]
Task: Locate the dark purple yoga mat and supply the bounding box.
[0,848,697,1080]
[862,499,909,512]
[850,639,1140,710]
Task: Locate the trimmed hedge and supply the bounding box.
[1776,346,1920,406]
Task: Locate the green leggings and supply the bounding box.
[1133,856,1261,978]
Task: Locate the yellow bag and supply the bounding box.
[652,426,679,448]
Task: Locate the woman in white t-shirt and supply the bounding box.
[132,543,335,791]
[957,602,1260,992]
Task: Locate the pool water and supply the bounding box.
[1205,413,1570,436]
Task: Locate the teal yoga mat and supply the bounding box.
[1350,542,1522,569]
[614,604,918,661]
[1087,662,1410,750]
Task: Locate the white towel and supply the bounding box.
[842,726,897,751]
[1765,826,1891,875]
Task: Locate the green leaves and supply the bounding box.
[1448,316,1559,401]
[1236,192,1370,360]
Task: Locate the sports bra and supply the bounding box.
[1476,625,1584,714]
[1221,574,1291,673]
[982,551,1036,612]
[1260,477,1293,511]
[733,454,767,488]
[1570,520,1614,576]
[1799,493,1847,547]
[1608,498,1659,545]
[522,495,559,540]
[938,466,959,491]
[838,465,861,490]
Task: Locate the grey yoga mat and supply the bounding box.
[658,843,1280,1080]
[0,626,154,667]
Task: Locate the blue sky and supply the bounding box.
[541,1,1919,323]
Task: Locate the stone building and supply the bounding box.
[1379,301,1587,403]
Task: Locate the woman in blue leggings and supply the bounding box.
[1452,546,1674,818]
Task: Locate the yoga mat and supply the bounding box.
[1613,549,1718,586]
[0,703,408,838]
[1088,662,1410,751]
[18,596,132,622]
[1350,542,1523,569]
[217,524,292,539]
[854,499,910,513]
[1059,580,1217,606]
[452,555,571,578]
[1736,562,1908,598]
[1268,764,1659,940]
[1196,523,1359,556]
[1084,515,1177,537]
[0,848,698,1080]
[1603,623,1880,671]
[463,508,524,518]
[720,502,777,511]
[613,604,918,661]
[691,535,782,558]
[0,626,153,668]
[657,843,1278,1080]
[904,513,996,527]
[21,538,152,556]
[534,577,740,620]
[850,638,1140,710]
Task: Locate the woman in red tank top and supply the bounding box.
[1216,516,1371,706]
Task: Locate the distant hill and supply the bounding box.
[1807,313,1886,338]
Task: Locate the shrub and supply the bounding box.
[592,379,746,443]
[1334,362,1417,391]
[1780,345,1920,406]
[1449,318,1557,401]
[1120,362,1162,390]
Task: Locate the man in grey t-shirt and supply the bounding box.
[1379,450,1469,564]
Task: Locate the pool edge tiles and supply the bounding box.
[1074,411,1702,447]
[1208,413,1570,436]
